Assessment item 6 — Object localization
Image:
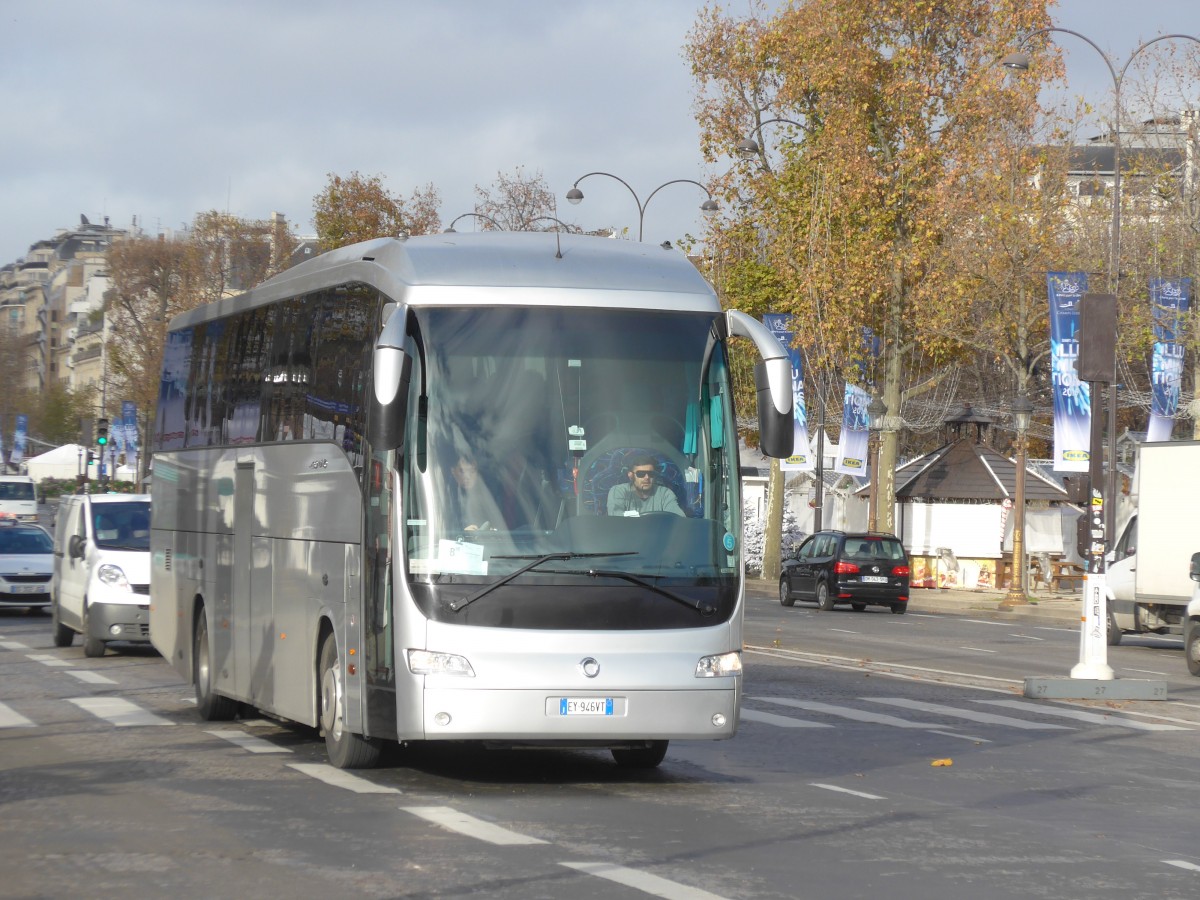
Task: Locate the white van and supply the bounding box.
[51,493,152,657]
[0,475,39,523]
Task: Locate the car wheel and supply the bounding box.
[851,602,866,612]
[51,597,74,648]
[320,633,382,769]
[612,740,668,769]
[890,603,906,615]
[1186,621,1200,677]
[1106,610,1122,647]
[81,602,105,658]
[779,577,795,608]
[194,604,238,720]
[816,581,835,611]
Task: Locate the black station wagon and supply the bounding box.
[779,531,911,614]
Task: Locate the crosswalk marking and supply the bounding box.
[810,783,886,801]
[1163,860,1200,873]
[740,708,832,728]
[750,697,940,729]
[0,701,35,728]
[206,729,292,754]
[864,698,1072,731]
[26,653,73,668]
[402,806,548,845]
[560,862,730,900]
[975,699,1189,731]
[67,670,117,685]
[0,640,30,651]
[68,697,174,727]
[290,763,400,794]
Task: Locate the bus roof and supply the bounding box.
[168,232,720,331]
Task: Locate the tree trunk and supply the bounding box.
[761,457,784,581]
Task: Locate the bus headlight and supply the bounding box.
[97,564,130,589]
[695,651,742,678]
[407,650,476,677]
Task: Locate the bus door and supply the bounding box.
[232,461,255,698]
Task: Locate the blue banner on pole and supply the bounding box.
[10,414,28,467]
[762,314,813,472]
[1147,277,1190,442]
[834,383,870,476]
[1047,272,1091,472]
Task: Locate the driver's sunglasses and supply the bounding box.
[632,469,656,480]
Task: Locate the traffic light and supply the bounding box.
[97,417,109,447]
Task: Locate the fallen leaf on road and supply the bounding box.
[931,758,953,767]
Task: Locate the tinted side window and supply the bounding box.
[798,537,817,560]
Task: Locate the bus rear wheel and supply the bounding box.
[612,740,668,769]
[194,604,237,720]
[319,634,382,769]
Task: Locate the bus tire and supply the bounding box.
[612,740,668,769]
[194,604,237,720]
[1186,621,1200,677]
[319,634,382,769]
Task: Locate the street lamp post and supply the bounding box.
[1001,392,1034,608]
[565,172,718,241]
[1002,29,1200,544]
[444,213,502,233]
[867,395,888,532]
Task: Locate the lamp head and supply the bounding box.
[700,198,719,215]
[566,187,584,205]
[1012,392,1034,433]
[867,396,888,432]
[1001,51,1031,71]
[736,138,760,159]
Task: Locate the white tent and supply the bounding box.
[24,444,136,483]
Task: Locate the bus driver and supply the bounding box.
[606,454,683,517]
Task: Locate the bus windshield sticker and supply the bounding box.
[437,540,487,576]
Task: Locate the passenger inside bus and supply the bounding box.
[448,453,505,533]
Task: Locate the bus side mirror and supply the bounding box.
[724,310,793,459]
[369,344,411,452]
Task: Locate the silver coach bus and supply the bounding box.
[150,232,792,768]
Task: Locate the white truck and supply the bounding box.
[1106,440,1200,645]
[0,475,39,523]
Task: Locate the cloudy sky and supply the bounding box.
[1,0,1193,265]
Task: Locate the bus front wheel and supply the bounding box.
[319,634,382,769]
[612,740,668,769]
[194,605,237,720]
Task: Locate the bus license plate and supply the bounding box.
[861,575,888,584]
[559,698,614,716]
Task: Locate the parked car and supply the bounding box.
[779,530,911,614]
[50,493,151,657]
[0,514,54,612]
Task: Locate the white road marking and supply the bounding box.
[828,628,860,634]
[206,729,292,754]
[68,697,174,727]
[744,645,1021,686]
[927,729,991,743]
[959,646,997,653]
[561,862,731,900]
[26,653,73,668]
[740,708,833,728]
[751,697,940,729]
[1163,860,1200,873]
[1034,626,1077,633]
[1009,634,1045,641]
[0,701,35,728]
[865,697,1071,730]
[908,613,941,618]
[0,640,30,650]
[402,806,547,845]
[809,782,886,801]
[963,619,1010,627]
[289,763,399,794]
[976,699,1189,731]
[66,670,117,684]
[1122,667,1166,676]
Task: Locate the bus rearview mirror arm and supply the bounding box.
[725,310,793,459]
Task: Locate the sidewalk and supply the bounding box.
[746,578,1082,624]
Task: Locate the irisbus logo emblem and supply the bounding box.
[579,657,601,678]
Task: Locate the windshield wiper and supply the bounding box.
[546,568,717,616]
[447,551,636,613]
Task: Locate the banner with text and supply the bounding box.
[10,414,28,467]
[834,383,870,476]
[1147,277,1190,443]
[763,314,813,471]
[1047,272,1091,472]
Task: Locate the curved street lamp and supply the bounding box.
[444,212,502,233]
[1001,392,1035,608]
[565,172,718,241]
[1002,28,1200,547]
[736,116,812,164]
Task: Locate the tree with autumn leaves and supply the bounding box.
[688,0,1078,540]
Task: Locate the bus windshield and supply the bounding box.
[400,305,740,628]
